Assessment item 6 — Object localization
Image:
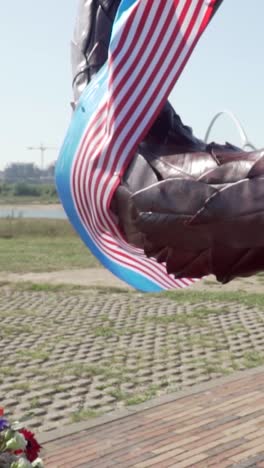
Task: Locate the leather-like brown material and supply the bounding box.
[112,103,264,283]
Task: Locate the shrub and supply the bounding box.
[13,183,41,197]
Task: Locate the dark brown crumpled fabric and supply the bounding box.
[73,0,264,284]
[111,102,264,283]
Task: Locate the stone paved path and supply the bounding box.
[41,367,264,467]
[1,284,264,433]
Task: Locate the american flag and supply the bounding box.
[56,0,221,292]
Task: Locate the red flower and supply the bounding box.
[0,408,4,417]
[18,429,41,462]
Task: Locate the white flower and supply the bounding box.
[32,458,44,468]
[11,457,32,468]
[6,431,27,451]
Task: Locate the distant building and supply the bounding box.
[3,162,55,184]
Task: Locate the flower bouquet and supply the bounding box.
[0,408,44,468]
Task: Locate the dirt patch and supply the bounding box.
[0,268,130,289]
[0,268,263,293]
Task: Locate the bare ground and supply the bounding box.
[0,268,263,293]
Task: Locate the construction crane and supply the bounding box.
[27,143,58,170]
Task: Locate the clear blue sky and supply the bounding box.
[1,1,263,170]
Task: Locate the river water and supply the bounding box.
[0,205,67,220]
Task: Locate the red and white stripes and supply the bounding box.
[71,0,218,290]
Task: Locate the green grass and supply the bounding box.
[12,283,85,293]
[0,194,58,204]
[71,409,102,423]
[163,290,264,309]
[16,348,51,361]
[12,382,31,392]
[2,279,264,309]
[107,388,129,401]
[29,397,40,409]
[243,351,264,368]
[0,218,73,237]
[92,326,117,337]
[58,363,105,378]
[0,218,100,273]
[228,324,250,335]
[125,384,161,405]
[0,308,37,318]
[0,367,16,376]
[144,313,204,328]
[144,307,228,329]
[179,334,221,349]
[1,324,34,336]
[103,383,162,406]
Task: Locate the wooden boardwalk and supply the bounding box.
[41,368,264,467]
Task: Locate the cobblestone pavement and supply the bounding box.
[1,284,264,433]
[42,367,264,467]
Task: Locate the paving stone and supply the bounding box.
[38,398,54,406]
[2,286,264,432]
[30,408,47,417]
[101,395,117,405]
[3,399,19,407]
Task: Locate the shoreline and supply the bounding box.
[0,203,62,210]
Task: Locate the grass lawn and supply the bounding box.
[0,218,100,273]
[0,195,58,205]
